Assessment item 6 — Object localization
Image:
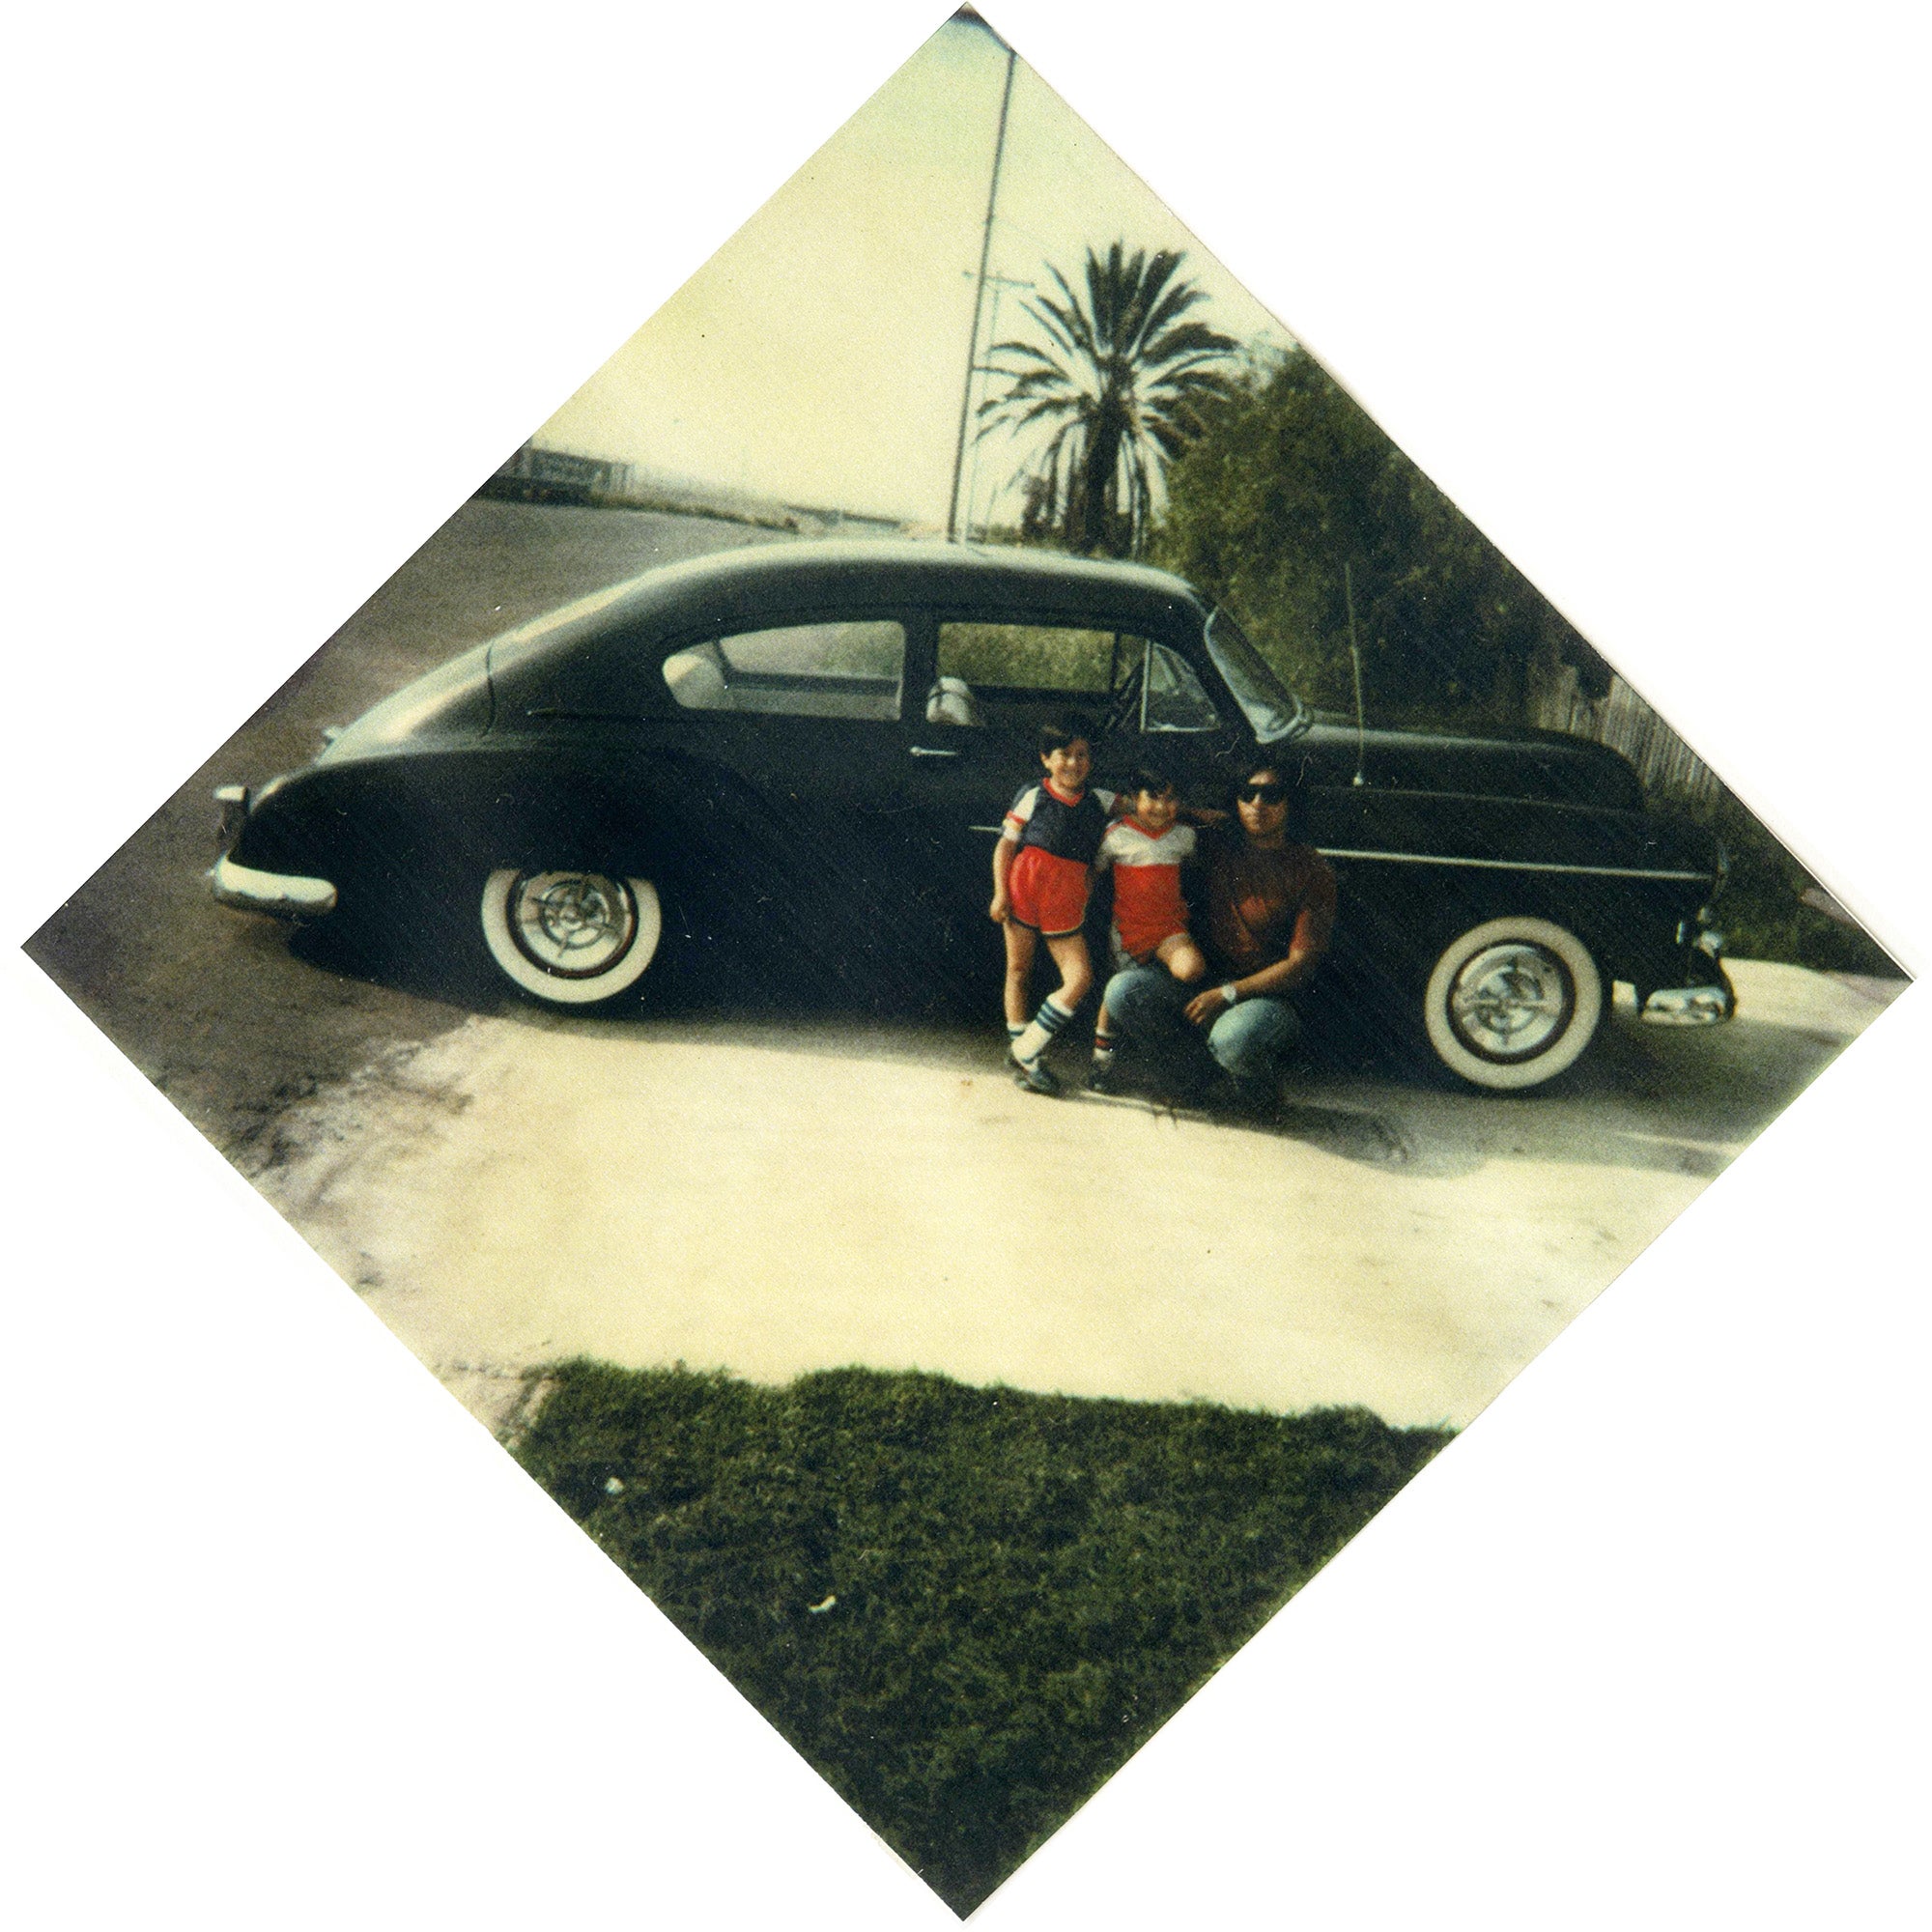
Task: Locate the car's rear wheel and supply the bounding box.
[479,867,662,1007]
[1422,915,1603,1091]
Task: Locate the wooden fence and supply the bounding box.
[1528,666,1723,811]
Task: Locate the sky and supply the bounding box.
[537,14,1288,527]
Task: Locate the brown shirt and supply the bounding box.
[1200,829,1337,978]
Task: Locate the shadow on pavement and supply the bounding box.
[256,919,1903,1189]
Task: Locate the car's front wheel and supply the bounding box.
[479,867,663,1007]
[1422,915,1603,1091]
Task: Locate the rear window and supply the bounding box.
[663,620,905,721]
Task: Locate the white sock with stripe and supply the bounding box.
[1011,997,1076,1067]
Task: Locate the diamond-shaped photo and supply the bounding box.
[18,6,1914,1918]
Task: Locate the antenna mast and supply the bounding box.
[947,24,1017,543]
[1345,558,1368,787]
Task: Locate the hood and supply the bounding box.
[1293,721,1645,811]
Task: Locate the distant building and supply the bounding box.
[781,501,906,535]
[479,444,915,537]
[482,442,634,506]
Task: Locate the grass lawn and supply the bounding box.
[513,1361,1450,1915]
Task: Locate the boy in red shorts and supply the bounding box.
[989,716,1119,1094]
[1088,765,1209,1090]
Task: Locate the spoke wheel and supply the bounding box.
[1423,916,1602,1091]
[479,867,662,1007]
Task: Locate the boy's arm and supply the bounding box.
[989,834,1016,921]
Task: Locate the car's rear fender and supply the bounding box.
[233,746,687,897]
[236,740,838,934]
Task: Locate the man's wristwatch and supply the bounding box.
[1220,982,1240,1007]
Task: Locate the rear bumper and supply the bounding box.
[209,780,337,918]
[209,851,338,918]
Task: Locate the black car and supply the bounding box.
[212,539,1733,1090]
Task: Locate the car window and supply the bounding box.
[1141,641,1221,732]
[662,620,905,721]
[936,622,1148,729]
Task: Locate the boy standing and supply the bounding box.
[989,717,1116,1094]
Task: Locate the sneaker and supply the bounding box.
[1010,1053,1061,1095]
[1086,1059,1120,1094]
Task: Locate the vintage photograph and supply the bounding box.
[13,4,1922,1923]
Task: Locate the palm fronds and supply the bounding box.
[979,242,1237,555]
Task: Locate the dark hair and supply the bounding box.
[1126,763,1179,799]
[1037,714,1095,756]
[1230,757,1307,834]
[1231,756,1300,794]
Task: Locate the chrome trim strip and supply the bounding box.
[1315,847,1710,882]
[209,853,338,917]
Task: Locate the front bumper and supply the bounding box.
[209,851,338,918]
[1640,923,1735,1026]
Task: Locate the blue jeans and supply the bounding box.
[1103,966,1302,1098]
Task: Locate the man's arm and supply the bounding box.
[1184,858,1335,1024]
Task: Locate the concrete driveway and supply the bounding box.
[253,959,1900,1432]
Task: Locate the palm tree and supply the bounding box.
[980,242,1238,557]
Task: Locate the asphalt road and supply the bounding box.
[27,498,792,1166]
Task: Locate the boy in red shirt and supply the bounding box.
[1088,765,1209,1090]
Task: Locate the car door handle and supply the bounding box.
[908,745,960,757]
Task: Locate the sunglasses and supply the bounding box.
[1237,782,1289,804]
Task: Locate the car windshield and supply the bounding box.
[1204,609,1309,744]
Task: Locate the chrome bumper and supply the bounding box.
[1642,980,1735,1026]
[209,784,336,918]
[209,852,338,918]
[1641,931,1735,1027]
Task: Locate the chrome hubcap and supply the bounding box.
[510,871,638,978]
[1448,942,1574,1061]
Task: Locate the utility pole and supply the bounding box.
[958,270,1033,541]
[947,26,1016,543]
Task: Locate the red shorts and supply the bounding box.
[1007,846,1090,937]
[1114,919,1192,965]
[1112,866,1190,960]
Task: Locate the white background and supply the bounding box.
[6,3,1924,1925]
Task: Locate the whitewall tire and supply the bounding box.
[479,867,662,1007]
[1422,916,1603,1091]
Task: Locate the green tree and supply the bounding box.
[1152,347,1608,724]
[980,243,1237,558]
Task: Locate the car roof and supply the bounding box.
[653,537,1190,603]
[621,537,1205,629]
[480,538,1212,690]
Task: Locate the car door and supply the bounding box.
[648,610,952,983]
[898,611,1243,963]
